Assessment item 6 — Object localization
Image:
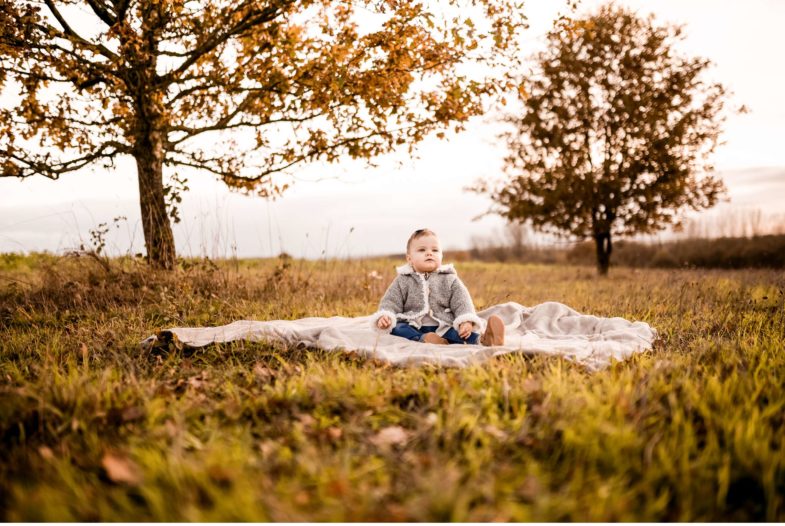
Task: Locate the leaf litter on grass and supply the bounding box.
[0,255,783,521]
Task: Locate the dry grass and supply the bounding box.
[1,252,783,521]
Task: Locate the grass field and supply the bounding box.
[1,253,783,521]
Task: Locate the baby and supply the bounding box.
[371,229,504,346]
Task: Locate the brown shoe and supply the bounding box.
[481,315,505,346]
[422,332,449,345]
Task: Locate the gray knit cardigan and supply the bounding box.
[371,263,484,336]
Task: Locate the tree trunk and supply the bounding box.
[594,232,612,275]
[135,131,176,270]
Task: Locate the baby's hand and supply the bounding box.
[377,315,392,330]
[458,321,473,339]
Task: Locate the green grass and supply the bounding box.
[1,253,783,521]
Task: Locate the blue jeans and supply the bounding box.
[391,322,480,345]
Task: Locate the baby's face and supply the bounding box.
[407,234,443,273]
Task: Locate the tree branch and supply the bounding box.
[172,124,427,185]
[43,0,119,60]
[2,140,131,179]
[157,1,291,86]
[164,157,232,178]
[0,66,71,83]
[7,113,125,128]
[113,0,131,21]
[167,109,332,146]
[84,0,117,26]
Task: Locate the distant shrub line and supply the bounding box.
[461,234,785,269]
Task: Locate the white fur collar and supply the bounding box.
[396,263,455,275]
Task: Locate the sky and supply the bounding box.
[1,0,784,259]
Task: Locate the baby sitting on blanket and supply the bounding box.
[371,228,505,346]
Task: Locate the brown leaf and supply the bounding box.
[326,478,348,497]
[187,371,209,390]
[326,427,342,440]
[517,475,541,502]
[121,406,145,422]
[38,446,54,460]
[297,413,316,428]
[253,363,274,381]
[258,440,276,457]
[522,377,541,393]
[369,426,410,448]
[163,419,178,438]
[102,453,142,486]
[79,342,89,363]
[294,491,310,505]
[207,465,233,488]
[483,424,508,440]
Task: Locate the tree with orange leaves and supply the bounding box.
[1,0,525,268]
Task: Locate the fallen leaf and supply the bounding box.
[79,342,89,363]
[517,475,541,502]
[258,440,276,457]
[484,424,508,440]
[187,372,209,390]
[294,491,310,505]
[522,377,541,393]
[102,453,142,486]
[163,419,178,438]
[327,427,342,440]
[297,413,316,428]
[369,426,410,448]
[207,465,233,487]
[253,363,275,381]
[326,478,348,497]
[121,406,145,422]
[38,446,54,460]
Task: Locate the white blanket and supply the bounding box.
[140,302,657,371]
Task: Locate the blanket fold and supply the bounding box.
[140,302,657,370]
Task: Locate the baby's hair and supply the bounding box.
[406,228,437,253]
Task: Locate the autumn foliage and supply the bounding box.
[0,0,525,268]
[475,4,730,274]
